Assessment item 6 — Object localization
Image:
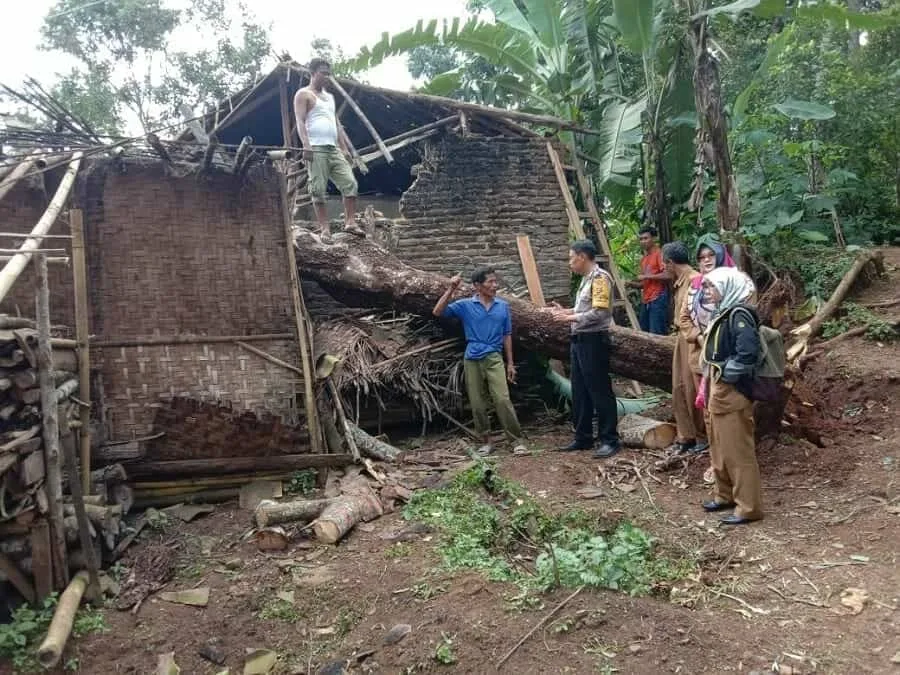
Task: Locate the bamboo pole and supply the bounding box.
[278,174,323,453]
[234,340,303,376]
[201,135,219,171]
[233,136,253,173]
[92,333,293,348]
[59,421,101,600]
[354,115,456,156]
[0,152,82,304]
[359,128,441,164]
[0,155,39,203]
[279,72,293,149]
[37,571,89,669]
[326,378,361,463]
[328,76,394,164]
[35,254,69,590]
[69,209,92,495]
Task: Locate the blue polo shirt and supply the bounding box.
[444,296,512,360]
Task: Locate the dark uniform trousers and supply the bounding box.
[570,331,620,446]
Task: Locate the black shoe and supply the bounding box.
[691,440,710,454]
[592,442,621,459]
[668,440,695,456]
[558,440,592,452]
[719,514,752,526]
[702,500,736,512]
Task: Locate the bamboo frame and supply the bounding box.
[327,76,394,164]
[91,333,293,348]
[359,128,441,164]
[354,115,457,156]
[69,210,92,495]
[277,174,323,453]
[0,152,82,304]
[234,340,303,376]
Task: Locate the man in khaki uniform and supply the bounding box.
[294,58,362,237]
[663,241,707,454]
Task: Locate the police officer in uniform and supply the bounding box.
[547,240,622,459]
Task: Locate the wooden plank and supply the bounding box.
[0,551,36,604]
[545,143,586,240]
[328,76,394,164]
[278,174,323,453]
[35,254,68,590]
[70,209,92,495]
[515,235,546,307]
[30,519,54,600]
[278,70,293,149]
[123,453,354,480]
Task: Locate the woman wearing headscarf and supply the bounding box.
[699,267,762,526]
[681,235,738,481]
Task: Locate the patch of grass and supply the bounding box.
[0,596,106,672]
[822,302,898,341]
[385,542,412,559]
[411,582,446,601]
[335,606,362,637]
[286,469,317,496]
[176,561,206,581]
[434,633,456,665]
[258,597,302,623]
[403,461,688,596]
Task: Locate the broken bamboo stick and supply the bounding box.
[201,135,219,172]
[328,76,394,163]
[233,136,253,173]
[327,378,361,463]
[0,154,39,203]
[355,115,457,157]
[36,254,68,590]
[0,152,82,304]
[37,571,89,669]
[234,340,302,376]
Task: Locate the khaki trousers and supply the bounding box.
[672,336,706,442]
[708,380,763,520]
[463,353,522,442]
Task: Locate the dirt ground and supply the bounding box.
[27,252,900,675]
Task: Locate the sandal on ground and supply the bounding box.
[343,223,365,237]
[512,444,528,455]
[703,466,715,484]
[475,444,493,456]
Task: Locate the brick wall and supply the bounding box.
[396,135,571,300]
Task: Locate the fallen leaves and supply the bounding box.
[839,587,870,615]
[159,587,210,607]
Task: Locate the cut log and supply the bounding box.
[123,453,354,480]
[348,423,402,462]
[618,414,677,449]
[254,497,335,528]
[312,487,384,544]
[37,571,89,669]
[291,230,675,390]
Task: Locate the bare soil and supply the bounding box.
[20,251,900,675]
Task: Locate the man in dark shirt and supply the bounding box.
[433,266,524,454]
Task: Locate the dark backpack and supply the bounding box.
[730,306,786,402]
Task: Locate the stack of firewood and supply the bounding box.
[0,315,130,601]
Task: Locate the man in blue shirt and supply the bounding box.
[433,266,524,454]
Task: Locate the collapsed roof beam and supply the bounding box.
[327,76,394,164]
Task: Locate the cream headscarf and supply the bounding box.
[704,267,756,317]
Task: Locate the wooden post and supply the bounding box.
[279,71,293,149]
[546,142,586,240]
[515,235,546,307]
[69,210,92,495]
[278,176,322,453]
[30,519,54,600]
[35,254,69,590]
[328,77,394,164]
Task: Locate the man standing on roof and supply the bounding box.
[432,266,526,456]
[294,58,364,237]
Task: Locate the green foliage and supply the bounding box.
[822,302,898,342]
[434,633,457,665]
[385,542,413,559]
[38,0,272,132]
[765,243,856,300]
[403,462,685,595]
[258,596,301,623]
[0,596,106,672]
[286,469,317,496]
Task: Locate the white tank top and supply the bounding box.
[305,89,338,146]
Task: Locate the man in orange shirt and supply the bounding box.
[630,226,671,335]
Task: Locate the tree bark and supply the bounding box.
[312,489,384,544]
[292,230,675,390]
[690,19,740,233]
[254,498,335,528]
[618,414,676,449]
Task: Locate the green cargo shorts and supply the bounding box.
[307,145,358,203]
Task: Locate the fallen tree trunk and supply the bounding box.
[788,250,883,362]
[348,422,402,462]
[254,497,335,528]
[292,230,674,390]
